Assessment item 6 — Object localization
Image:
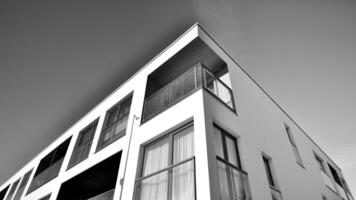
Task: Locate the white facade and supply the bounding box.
[0,24,353,200]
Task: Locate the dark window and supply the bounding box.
[285,124,303,166]
[263,156,275,187]
[0,185,9,200]
[135,123,195,200]
[5,179,20,200]
[97,93,133,152]
[12,169,33,200]
[68,119,98,169]
[27,138,71,194]
[328,164,342,186]
[322,194,327,200]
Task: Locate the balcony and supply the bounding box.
[270,186,283,200]
[135,157,195,200]
[28,158,64,192]
[143,63,234,122]
[217,158,252,200]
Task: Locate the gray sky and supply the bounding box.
[0,0,355,194]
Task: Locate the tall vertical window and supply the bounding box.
[214,125,251,200]
[5,179,20,200]
[97,93,132,151]
[328,164,342,186]
[262,155,283,200]
[12,169,33,200]
[68,119,98,169]
[314,154,337,192]
[135,124,195,200]
[285,124,303,166]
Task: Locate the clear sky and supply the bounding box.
[0,0,355,195]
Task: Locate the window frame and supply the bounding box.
[213,124,241,169]
[96,93,133,152]
[135,122,196,200]
[67,119,98,169]
[284,124,304,167]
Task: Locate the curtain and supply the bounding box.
[172,127,195,200]
[140,138,169,200]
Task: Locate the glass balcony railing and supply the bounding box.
[87,189,115,200]
[217,158,252,200]
[143,63,234,121]
[270,186,283,200]
[28,158,64,192]
[135,158,195,200]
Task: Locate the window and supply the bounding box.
[0,185,9,200]
[5,179,20,200]
[12,169,33,200]
[214,125,251,200]
[322,194,327,200]
[135,123,195,200]
[328,164,342,186]
[285,124,303,166]
[97,93,132,151]
[314,155,326,173]
[68,119,98,169]
[28,138,71,194]
[262,155,283,200]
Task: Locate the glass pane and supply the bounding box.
[226,136,239,167]
[138,171,168,200]
[13,169,33,200]
[217,161,232,200]
[173,126,194,163]
[214,127,224,158]
[143,138,170,176]
[263,157,275,187]
[106,108,118,127]
[172,160,195,200]
[5,179,20,200]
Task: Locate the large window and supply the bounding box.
[284,124,303,166]
[135,123,195,200]
[97,93,132,151]
[5,179,20,200]
[262,155,283,200]
[27,138,71,194]
[68,119,98,169]
[13,169,33,200]
[214,125,251,200]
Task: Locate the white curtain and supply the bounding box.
[140,138,169,200]
[172,127,195,200]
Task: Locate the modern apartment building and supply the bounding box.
[0,24,353,200]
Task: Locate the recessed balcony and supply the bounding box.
[142,38,234,122]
